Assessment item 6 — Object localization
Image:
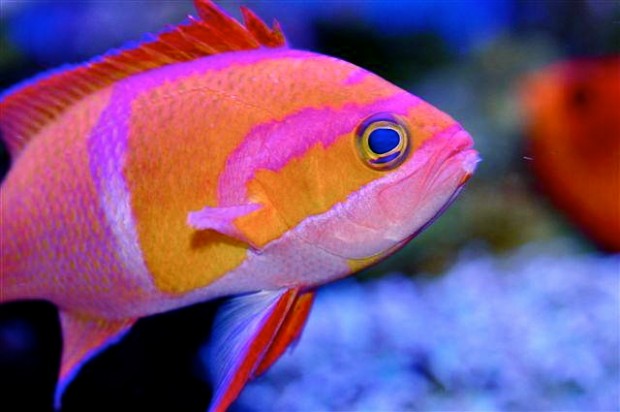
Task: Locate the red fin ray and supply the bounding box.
[207,289,315,412]
[254,291,315,377]
[0,0,286,158]
[241,7,285,47]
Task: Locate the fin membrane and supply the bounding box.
[208,288,315,412]
[253,291,314,377]
[55,311,135,409]
[0,0,286,158]
[187,203,261,248]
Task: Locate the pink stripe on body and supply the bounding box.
[82,49,314,295]
[216,92,419,205]
[87,85,156,300]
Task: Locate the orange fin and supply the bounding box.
[253,290,315,377]
[207,289,315,412]
[0,0,286,158]
[55,311,135,409]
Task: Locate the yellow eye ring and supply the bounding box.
[355,113,410,170]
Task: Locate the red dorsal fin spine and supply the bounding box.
[0,0,286,158]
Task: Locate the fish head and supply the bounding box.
[346,115,478,260]
[238,59,479,266]
[183,51,478,288]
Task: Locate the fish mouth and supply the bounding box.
[409,175,469,240]
[378,127,478,212]
[375,126,479,250]
[379,166,474,260]
[389,128,477,188]
[407,144,478,235]
[282,127,479,265]
[440,130,479,177]
[357,175,471,264]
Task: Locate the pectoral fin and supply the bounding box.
[187,204,261,248]
[207,288,315,412]
[55,311,135,409]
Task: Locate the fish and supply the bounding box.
[521,57,620,252]
[0,1,479,410]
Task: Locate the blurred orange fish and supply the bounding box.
[521,57,620,252]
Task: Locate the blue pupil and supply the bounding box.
[368,128,401,155]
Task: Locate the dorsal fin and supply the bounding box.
[0,0,286,158]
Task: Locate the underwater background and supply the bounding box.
[0,1,618,411]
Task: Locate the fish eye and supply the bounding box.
[355,113,410,170]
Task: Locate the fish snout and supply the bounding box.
[377,127,479,240]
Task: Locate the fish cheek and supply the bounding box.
[237,136,381,248]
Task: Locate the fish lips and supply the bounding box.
[376,128,479,244]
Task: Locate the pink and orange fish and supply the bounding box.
[0,1,478,410]
[521,57,620,252]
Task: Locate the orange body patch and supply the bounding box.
[124,52,402,294]
[238,134,384,247]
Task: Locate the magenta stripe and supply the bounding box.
[216,91,420,205]
[87,83,153,286]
